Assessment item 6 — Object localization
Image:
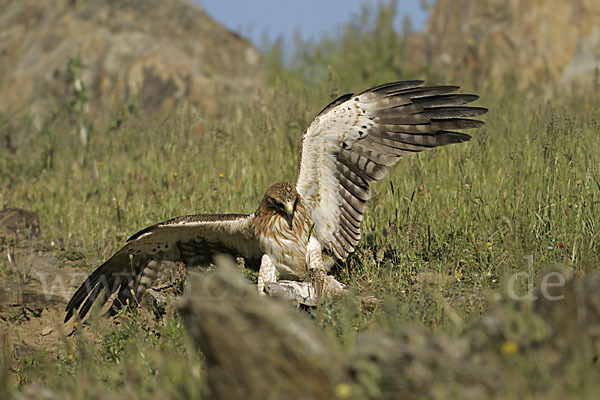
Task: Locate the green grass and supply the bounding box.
[3,2,600,398]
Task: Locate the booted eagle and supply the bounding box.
[65,81,486,321]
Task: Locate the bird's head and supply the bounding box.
[260,182,299,230]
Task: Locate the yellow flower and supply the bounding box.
[455,270,462,282]
[335,383,352,399]
[577,179,582,185]
[173,172,178,178]
[486,241,492,247]
[502,341,518,355]
[218,173,224,179]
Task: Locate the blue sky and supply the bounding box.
[195,0,429,49]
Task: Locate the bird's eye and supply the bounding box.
[271,198,283,209]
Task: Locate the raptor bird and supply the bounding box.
[65,80,487,322]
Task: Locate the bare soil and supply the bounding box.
[0,241,95,363]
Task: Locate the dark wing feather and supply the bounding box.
[296,81,487,259]
[65,213,262,322]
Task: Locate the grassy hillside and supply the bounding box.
[2,3,600,399]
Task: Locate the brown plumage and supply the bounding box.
[65,80,487,322]
[253,183,315,280]
[255,182,301,232]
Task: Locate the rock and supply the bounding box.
[41,326,53,336]
[178,266,497,400]
[0,0,262,126]
[178,265,341,400]
[410,0,600,89]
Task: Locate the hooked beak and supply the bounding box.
[284,203,294,230]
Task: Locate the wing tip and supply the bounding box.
[439,130,473,143]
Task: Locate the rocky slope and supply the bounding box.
[0,0,261,122]
[411,0,600,88]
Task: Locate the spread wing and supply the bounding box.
[295,80,487,259]
[65,213,262,322]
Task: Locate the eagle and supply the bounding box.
[65,80,486,322]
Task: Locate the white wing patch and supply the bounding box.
[295,81,486,259]
[296,101,373,247]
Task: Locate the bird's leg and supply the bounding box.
[306,236,326,296]
[306,236,347,299]
[262,238,346,305]
[262,237,330,306]
[257,254,278,296]
[259,252,318,304]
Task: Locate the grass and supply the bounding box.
[3,2,600,398]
